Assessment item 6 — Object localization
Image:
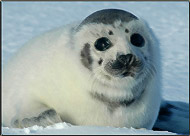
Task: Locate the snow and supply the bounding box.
[3,122,176,135]
[2,1,189,135]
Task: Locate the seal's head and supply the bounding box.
[75,9,159,89]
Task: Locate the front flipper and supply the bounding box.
[153,100,189,134]
[13,109,62,128]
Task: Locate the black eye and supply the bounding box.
[94,37,112,51]
[130,33,145,47]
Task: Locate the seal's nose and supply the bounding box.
[111,54,136,69]
[117,54,134,66]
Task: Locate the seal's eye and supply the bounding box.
[94,37,112,51]
[130,33,145,47]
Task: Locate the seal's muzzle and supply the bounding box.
[104,54,142,77]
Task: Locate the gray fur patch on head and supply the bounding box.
[77,9,138,30]
[80,43,93,70]
[108,30,114,35]
[98,58,103,65]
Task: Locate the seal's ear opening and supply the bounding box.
[76,9,138,31]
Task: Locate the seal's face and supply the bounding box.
[76,9,157,87]
[92,28,144,78]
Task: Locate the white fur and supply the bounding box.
[3,18,162,129]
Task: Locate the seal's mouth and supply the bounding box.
[104,54,143,78]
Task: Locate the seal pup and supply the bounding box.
[3,9,162,129]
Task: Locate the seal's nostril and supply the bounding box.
[111,60,125,69]
[117,55,124,64]
[126,54,133,65]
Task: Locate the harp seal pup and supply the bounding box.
[3,9,162,129]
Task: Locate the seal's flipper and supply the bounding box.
[12,109,62,128]
[153,100,189,134]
